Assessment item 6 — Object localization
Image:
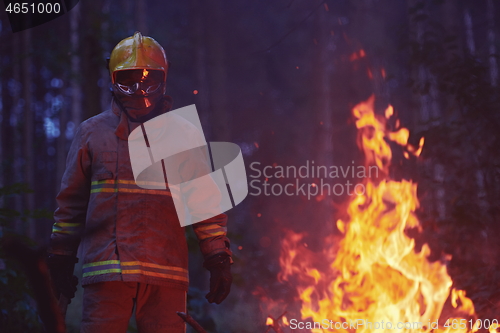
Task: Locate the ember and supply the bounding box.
[265,312,288,333]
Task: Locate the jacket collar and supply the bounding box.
[112,99,130,140]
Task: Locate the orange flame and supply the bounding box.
[278,95,476,332]
[141,69,149,80]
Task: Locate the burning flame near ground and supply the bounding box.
[277,95,480,332]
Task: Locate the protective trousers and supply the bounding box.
[80,281,186,333]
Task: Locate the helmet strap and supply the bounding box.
[111,91,169,123]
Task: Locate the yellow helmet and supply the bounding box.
[109,31,168,84]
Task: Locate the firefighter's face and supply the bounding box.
[113,69,165,118]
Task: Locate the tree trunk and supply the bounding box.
[11,33,23,233]
[409,0,441,127]
[487,0,497,86]
[312,3,334,167]
[100,0,112,113]
[463,8,475,55]
[308,2,338,236]
[125,0,134,33]
[0,77,3,208]
[190,0,211,138]
[205,0,230,141]
[22,29,35,240]
[408,0,445,218]
[70,3,83,128]
[135,1,148,35]
[58,3,82,188]
[441,0,463,121]
[81,1,102,120]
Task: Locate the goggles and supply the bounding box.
[114,69,165,96]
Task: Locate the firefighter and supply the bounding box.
[46,32,232,333]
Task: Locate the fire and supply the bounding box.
[278,95,477,332]
[141,68,149,79]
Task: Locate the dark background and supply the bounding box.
[0,0,499,332]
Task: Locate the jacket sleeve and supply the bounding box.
[192,213,231,259]
[175,144,231,259]
[48,124,92,256]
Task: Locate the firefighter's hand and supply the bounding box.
[46,253,79,302]
[203,253,232,304]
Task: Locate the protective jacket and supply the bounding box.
[49,98,230,291]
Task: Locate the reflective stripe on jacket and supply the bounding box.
[49,99,230,290]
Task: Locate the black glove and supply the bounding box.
[203,252,232,304]
[46,253,78,303]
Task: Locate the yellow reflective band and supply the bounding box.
[119,179,167,187]
[90,188,171,196]
[54,222,81,227]
[117,180,136,184]
[195,224,223,232]
[81,260,188,282]
[82,260,121,268]
[121,269,189,282]
[90,188,117,193]
[116,188,170,195]
[52,228,77,235]
[90,180,116,185]
[197,231,226,240]
[120,261,188,273]
[134,181,167,187]
[82,268,122,277]
[91,179,168,186]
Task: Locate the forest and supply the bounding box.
[0,0,500,332]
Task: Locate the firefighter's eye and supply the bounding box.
[116,83,138,95]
